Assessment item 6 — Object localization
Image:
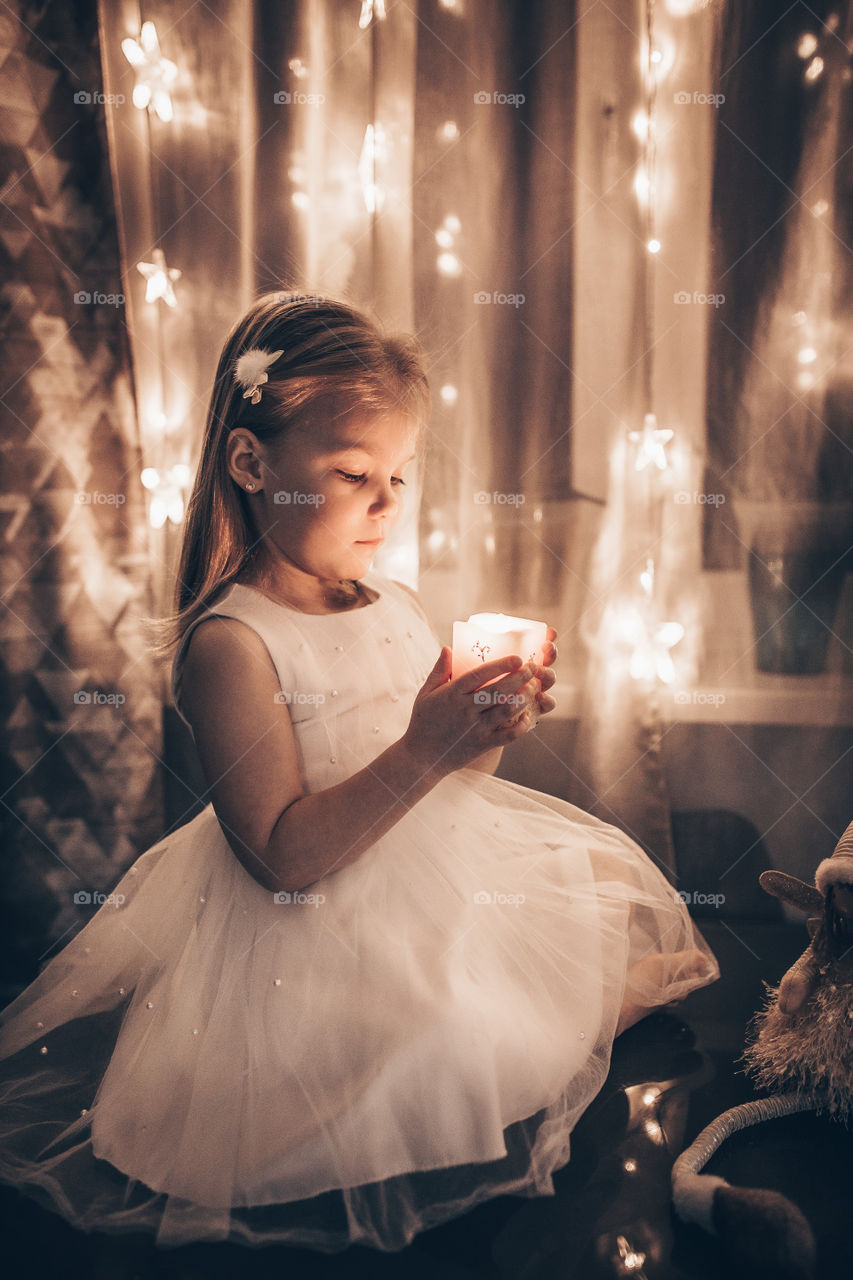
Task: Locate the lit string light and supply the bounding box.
[121,21,177,123]
[628,412,673,471]
[358,0,387,29]
[436,212,462,276]
[121,23,191,529]
[136,248,182,308]
[141,465,192,528]
[619,0,682,684]
[359,123,387,213]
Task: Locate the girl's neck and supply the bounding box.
[237,562,370,614]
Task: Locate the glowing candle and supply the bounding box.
[452,612,548,684]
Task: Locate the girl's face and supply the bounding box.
[236,410,420,584]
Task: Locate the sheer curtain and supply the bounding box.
[96,0,713,875]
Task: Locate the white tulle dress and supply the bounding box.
[0,569,719,1251]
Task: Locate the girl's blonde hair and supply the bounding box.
[144,290,430,662]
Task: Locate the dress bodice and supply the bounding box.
[170,569,443,794]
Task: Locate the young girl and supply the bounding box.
[0,291,718,1254]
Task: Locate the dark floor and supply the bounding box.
[2,919,850,1280]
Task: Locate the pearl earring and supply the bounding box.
[245,482,256,491]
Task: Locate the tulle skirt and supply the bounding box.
[0,767,718,1250]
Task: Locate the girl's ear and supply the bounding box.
[226,428,263,488]
[759,870,824,914]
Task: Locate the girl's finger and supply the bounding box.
[535,665,556,691]
[455,654,524,693]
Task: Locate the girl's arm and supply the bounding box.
[180,617,450,895]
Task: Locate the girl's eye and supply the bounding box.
[337,471,406,487]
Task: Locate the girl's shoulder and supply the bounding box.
[170,582,285,731]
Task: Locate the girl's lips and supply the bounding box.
[356,538,383,544]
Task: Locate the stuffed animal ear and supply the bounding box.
[759,870,824,914]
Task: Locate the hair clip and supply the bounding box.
[233,347,284,405]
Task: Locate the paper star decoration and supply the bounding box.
[628,412,674,471]
[137,249,182,308]
[121,21,178,124]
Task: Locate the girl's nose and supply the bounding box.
[370,484,399,514]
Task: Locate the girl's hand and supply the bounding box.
[530,626,558,723]
[402,649,544,778]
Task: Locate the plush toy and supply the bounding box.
[671,817,853,1280]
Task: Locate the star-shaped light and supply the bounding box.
[121,22,177,124]
[137,248,182,307]
[628,412,674,471]
[358,0,387,29]
[616,606,684,684]
[141,463,191,528]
